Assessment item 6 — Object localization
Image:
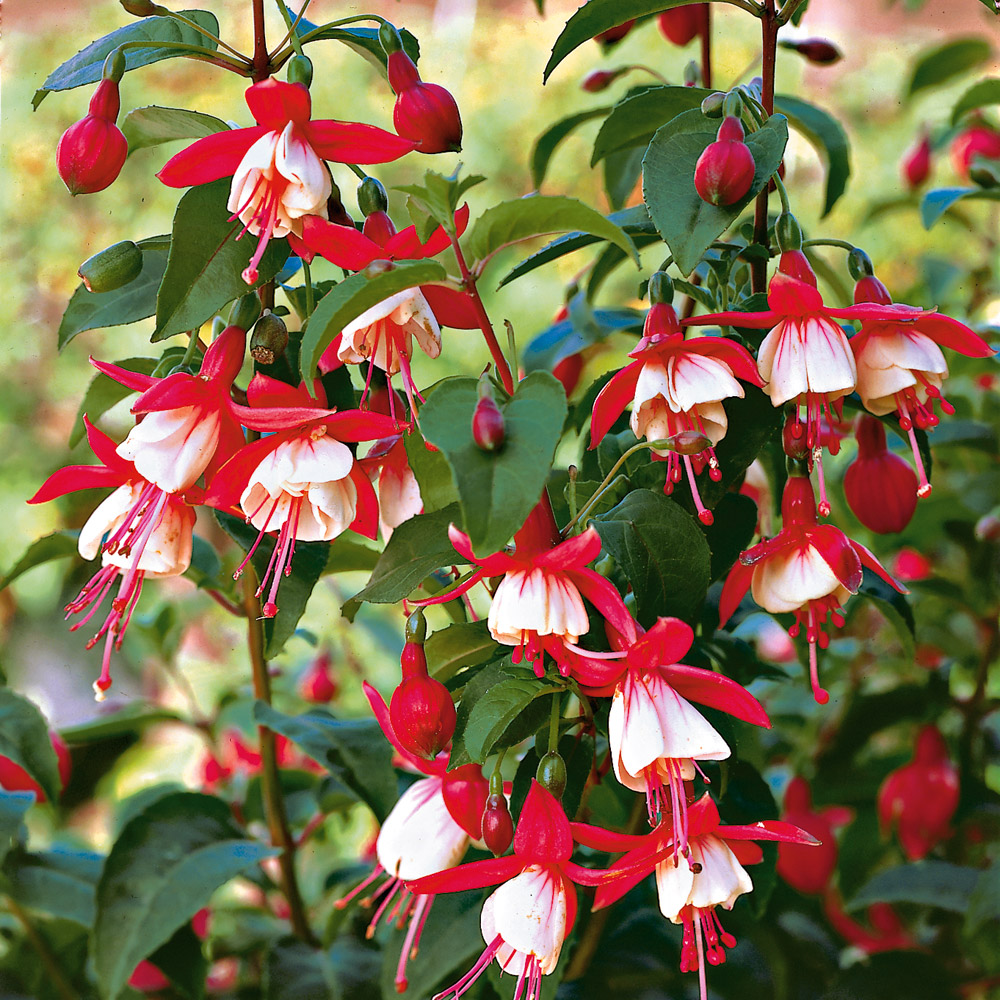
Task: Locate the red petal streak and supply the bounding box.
[768,271,824,315]
[514,781,573,862]
[156,127,267,187]
[420,284,481,329]
[718,560,754,627]
[660,663,771,727]
[300,216,380,270]
[348,466,379,540]
[852,542,908,594]
[564,860,625,886]
[405,856,522,896]
[589,363,642,447]
[90,358,158,393]
[245,79,311,128]
[304,121,418,164]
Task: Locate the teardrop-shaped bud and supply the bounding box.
[901,133,932,191]
[693,117,756,206]
[666,430,713,455]
[781,38,843,65]
[844,416,919,533]
[701,91,725,118]
[482,792,514,856]
[299,651,338,703]
[657,5,705,46]
[472,393,505,452]
[56,79,127,196]
[357,176,389,217]
[78,240,143,292]
[389,673,456,759]
[535,750,567,800]
[593,19,635,45]
[250,312,289,365]
[286,54,313,88]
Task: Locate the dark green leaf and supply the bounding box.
[59,702,181,743]
[965,859,1000,935]
[0,531,79,592]
[848,861,980,912]
[510,732,594,823]
[324,536,381,575]
[419,373,568,556]
[593,489,711,626]
[532,108,612,188]
[3,849,102,926]
[148,922,208,1000]
[603,146,645,210]
[253,703,396,822]
[342,504,460,621]
[591,85,712,163]
[952,77,1000,124]
[122,105,228,153]
[214,511,329,658]
[774,94,851,217]
[906,37,993,98]
[820,952,961,1000]
[93,791,276,1000]
[643,110,788,274]
[58,243,169,350]
[0,690,61,803]
[449,661,525,768]
[394,168,485,235]
[567,477,631,521]
[70,355,162,447]
[404,427,459,513]
[856,568,916,662]
[425,622,499,681]
[155,179,289,340]
[185,535,223,589]
[701,492,758,583]
[264,937,339,1000]
[293,15,420,74]
[462,677,555,763]
[33,11,220,108]
[298,260,446,379]
[0,793,34,865]
[920,186,1000,228]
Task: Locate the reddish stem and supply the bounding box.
[700,5,712,89]
[251,0,270,82]
[751,0,778,295]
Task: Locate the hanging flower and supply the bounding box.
[157,79,417,284]
[776,777,853,896]
[718,473,905,704]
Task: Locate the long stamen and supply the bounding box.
[683,453,713,525]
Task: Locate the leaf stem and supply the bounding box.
[181,329,203,367]
[750,0,778,295]
[776,0,809,26]
[5,896,78,1000]
[302,258,315,317]
[114,39,252,75]
[155,6,249,61]
[270,0,311,58]
[548,692,561,754]
[801,238,857,253]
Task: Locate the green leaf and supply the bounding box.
[965,859,1000,935]
[855,569,916,662]
[920,185,1000,228]
[532,107,612,188]
[701,492,758,583]
[0,690,61,803]
[425,621,499,681]
[214,511,329,658]
[848,861,980,912]
[0,531,79,592]
[462,677,554,763]
[510,732,594,823]
[33,11,220,109]
[0,793,34,866]
[774,94,851,217]
[906,37,993,98]
[70,355,161,447]
[448,662,527,769]
[59,702,181,743]
[643,110,788,274]
[324,535,381,575]
[952,77,1000,123]
[148,923,209,1000]
[58,242,169,350]
[603,146,645,211]
[93,791,276,1000]
[394,168,486,235]
[404,427,459,513]
[121,105,228,153]
[264,938,339,1000]
[465,195,639,269]
[593,489,711,627]
[3,849,102,926]
[545,0,720,81]
[590,85,712,164]
[298,260,446,379]
[253,702,396,822]
[155,178,290,341]
[498,204,656,288]
[420,373,568,556]
[293,15,420,74]
[342,504,461,621]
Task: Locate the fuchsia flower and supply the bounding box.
[29,419,196,699]
[57,77,128,195]
[418,500,632,676]
[776,777,853,896]
[877,724,959,860]
[719,473,905,704]
[301,205,477,411]
[157,79,417,284]
[385,44,463,154]
[407,781,634,1000]
[206,374,398,616]
[850,272,994,497]
[843,415,919,532]
[590,292,761,525]
[576,794,816,1000]
[339,682,488,993]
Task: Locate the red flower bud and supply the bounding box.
[844,416,918,534]
[593,20,635,44]
[951,124,1000,180]
[482,792,514,856]
[657,5,706,46]
[776,777,852,896]
[784,38,842,65]
[299,651,338,703]
[693,116,756,206]
[891,547,932,583]
[782,411,811,460]
[472,394,505,451]
[581,69,620,93]
[387,51,462,154]
[0,731,72,803]
[877,725,959,861]
[901,133,932,190]
[56,79,128,195]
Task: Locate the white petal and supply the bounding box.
[78,483,137,561]
[666,353,743,413]
[654,855,696,922]
[799,317,857,396]
[751,544,840,613]
[275,122,331,219]
[487,568,588,644]
[687,836,753,911]
[483,865,567,974]
[117,407,221,493]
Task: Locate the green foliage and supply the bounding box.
[532,107,613,188]
[121,105,228,153]
[848,860,981,912]
[951,77,1000,124]
[906,37,993,98]
[0,531,80,592]
[0,689,61,803]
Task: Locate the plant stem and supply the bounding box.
[117,39,251,75]
[270,0,310,58]
[181,329,203,366]
[802,238,857,254]
[700,5,712,89]
[251,0,270,82]
[449,237,515,394]
[242,571,318,945]
[750,0,778,295]
[5,896,78,1000]
[776,0,808,25]
[548,693,561,754]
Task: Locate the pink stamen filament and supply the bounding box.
[895,396,933,498]
[434,935,504,1000]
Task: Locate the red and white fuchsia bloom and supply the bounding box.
[419,500,632,675]
[850,272,994,496]
[719,473,905,704]
[776,777,853,896]
[578,794,816,1000]
[206,375,398,616]
[29,419,196,699]
[157,79,417,284]
[591,292,760,525]
[340,682,488,993]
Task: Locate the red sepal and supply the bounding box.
[441,763,489,839]
[90,358,158,393]
[718,819,820,846]
[405,855,522,896]
[513,781,573,863]
[685,337,764,386]
[420,284,481,329]
[571,570,633,638]
[537,526,602,572]
[245,79,311,128]
[851,541,908,594]
[347,466,379,540]
[156,127,267,187]
[589,362,642,447]
[361,680,430,773]
[300,216,380,270]
[303,121,418,164]
[659,662,771,728]
[808,525,863,593]
[628,617,694,669]
[570,822,651,852]
[914,314,995,358]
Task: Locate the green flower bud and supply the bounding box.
[229,293,262,331]
[405,608,428,645]
[774,211,803,253]
[701,92,725,118]
[286,54,313,89]
[722,90,744,121]
[536,750,567,799]
[358,176,389,217]
[648,270,674,305]
[102,48,127,83]
[847,248,874,281]
[250,312,289,365]
[78,240,143,293]
[378,22,404,55]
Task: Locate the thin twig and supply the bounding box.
[5,896,78,1000]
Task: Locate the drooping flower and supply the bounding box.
[157,79,417,284]
[658,4,707,45]
[950,122,1000,179]
[0,731,72,803]
[776,777,853,896]
[205,374,398,616]
[417,499,632,676]
[28,419,196,698]
[337,682,488,993]
[578,794,816,1000]
[850,272,994,496]
[718,472,905,704]
[591,283,761,524]
[877,725,959,860]
[843,415,919,532]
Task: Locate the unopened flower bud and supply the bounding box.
[844,416,919,533]
[647,270,674,305]
[386,47,462,154]
[120,0,161,15]
[472,390,505,452]
[535,750,567,799]
[404,608,428,644]
[593,20,635,45]
[666,430,713,455]
[363,258,395,279]
[951,124,1000,179]
[286,54,313,89]
[780,38,843,65]
[774,211,802,253]
[56,78,128,195]
[103,48,127,84]
[357,176,389,216]
[847,247,875,281]
[482,792,514,856]
[701,92,725,118]
[901,133,932,190]
[683,60,700,87]
[229,292,262,331]
[722,91,744,121]
[975,512,1000,542]
[657,5,706,46]
[250,312,289,365]
[783,412,810,460]
[694,116,756,206]
[581,69,620,93]
[78,240,143,292]
[299,651,338,703]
